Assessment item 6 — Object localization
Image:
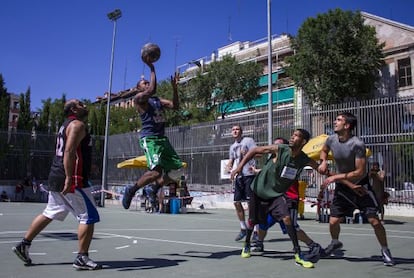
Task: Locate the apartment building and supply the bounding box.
[7,93,20,133]
[362,12,414,98]
[96,12,414,115]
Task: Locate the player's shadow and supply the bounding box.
[260,250,295,260]
[186,211,211,214]
[40,232,102,241]
[321,252,414,268]
[345,255,414,266]
[383,219,405,225]
[166,249,294,261]
[21,262,73,267]
[266,238,292,243]
[40,232,78,241]
[164,250,241,259]
[100,257,187,271]
[26,258,186,271]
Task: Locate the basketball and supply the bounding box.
[141,43,161,63]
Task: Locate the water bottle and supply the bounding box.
[358,213,363,224]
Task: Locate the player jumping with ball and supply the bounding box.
[122,44,184,210]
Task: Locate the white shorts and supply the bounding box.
[43,187,100,224]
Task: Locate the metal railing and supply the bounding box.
[1,96,414,208]
[109,96,414,207]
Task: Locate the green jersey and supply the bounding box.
[251,144,311,199]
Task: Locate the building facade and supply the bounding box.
[361,12,414,98]
[96,12,414,116]
[7,93,19,133]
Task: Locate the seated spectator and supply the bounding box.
[15,183,25,201]
[167,182,177,198]
[182,183,193,206]
[178,176,193,206]
[1,190,10,202]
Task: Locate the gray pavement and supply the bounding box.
[1,202,414,278]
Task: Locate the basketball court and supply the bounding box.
[1,202,413,278]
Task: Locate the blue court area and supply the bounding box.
[1,202,413,278]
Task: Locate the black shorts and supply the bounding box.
[233,175,255,202]
[285,197,298,210]
[248,192,290,226]
[330,179,379,218]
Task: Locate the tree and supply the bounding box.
[0,74,10,130]
[32,95,71,134]
[287,9,385,106]
[92,103,106,136]
[86,100,105,136]
[109,106,139,134]
[183,55,263,119]
[0,75,10,169]
[156,78,200,126]
[17,88,32,131]
[37,98,52,133]
[50,95,66,132]
[154,78,181,126]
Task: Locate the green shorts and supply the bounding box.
[139,136,183,172]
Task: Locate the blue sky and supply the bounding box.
[1,0,413,111]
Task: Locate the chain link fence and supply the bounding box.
[1,96,414,206]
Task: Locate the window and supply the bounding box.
[398,57,412,87]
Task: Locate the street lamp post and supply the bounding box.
[101,9,122,207]
[267,0,273,144]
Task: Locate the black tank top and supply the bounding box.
[49,117,92,189]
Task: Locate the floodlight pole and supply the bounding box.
[267,0,273,144]
[101,9,121,207]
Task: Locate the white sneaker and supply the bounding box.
[73,255,102,270]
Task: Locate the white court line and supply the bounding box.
[2,226,414,252]
[4,229,413,262]
[97,227,414,240]
[98,231,252,250]
[3,224,414,235]
[71,250,97,254]
[2,227,414,245]
[115,245,130,250]
[94,232,376,260]
[99,228,243,233]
